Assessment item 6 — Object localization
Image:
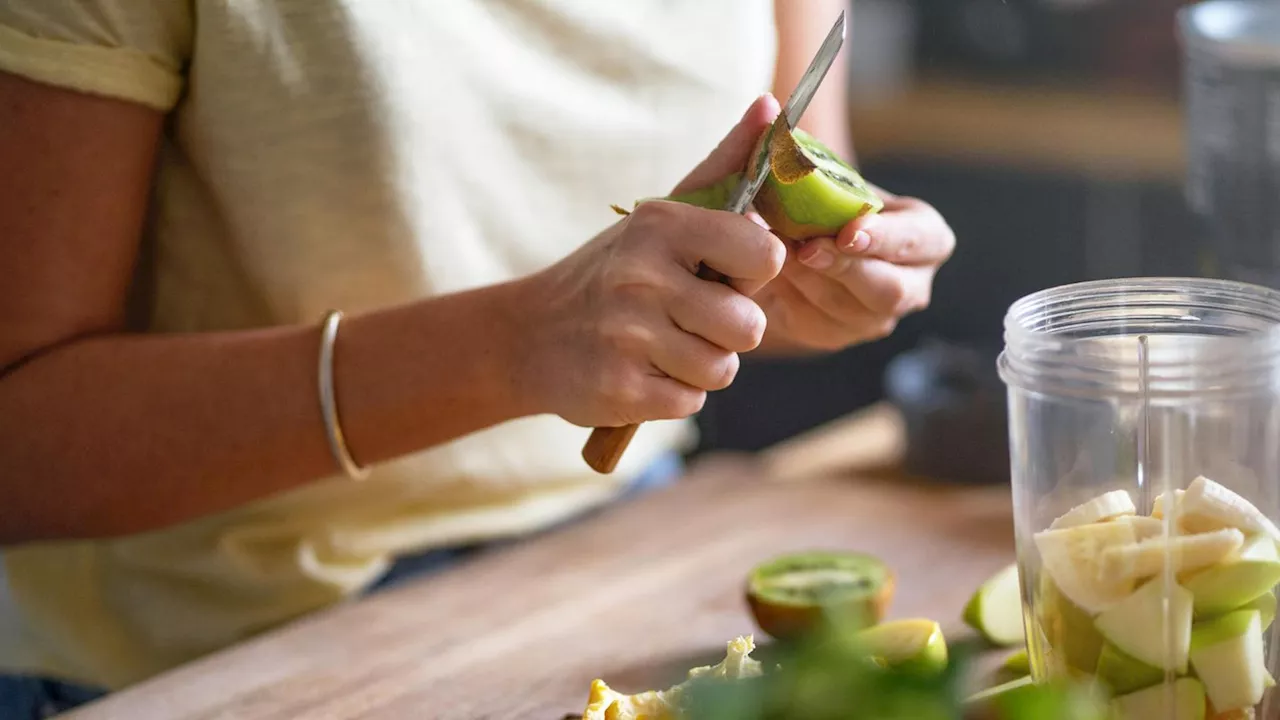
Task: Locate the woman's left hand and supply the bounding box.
[753,187,955,352]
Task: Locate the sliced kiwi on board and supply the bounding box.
[745,550,895,641]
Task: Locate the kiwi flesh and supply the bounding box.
[745,549,895,641]
[748,115,883,241]
[612,117,882,242]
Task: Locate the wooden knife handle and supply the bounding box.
[582,423,640,474]
[580,264,730,474]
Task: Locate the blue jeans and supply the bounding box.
[0,454,682,718]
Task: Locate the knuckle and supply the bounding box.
[879,277,911,315]
[598,363,647,409]
[724,299,767,351]
[913,287,934,312]
[707,352,740,391]
[651,386,706,420]
[869,318,898,341]
[676,389,708,418]
[604,263,667,305]
[629,198,683,231]
[762,235,787,278]
[600,319,653,357]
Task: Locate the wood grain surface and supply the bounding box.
[62,409,1020,719]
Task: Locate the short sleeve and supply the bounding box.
[0,1,192,111]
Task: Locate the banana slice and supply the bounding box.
[1049,490,1137,530]
[1180,476,1280,543]
[1112,515,1168,541]
[1099,528,1245,585]
[1151,489,1186,520]
[1034,521,1140,614]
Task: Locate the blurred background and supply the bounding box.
[695,0,1215,483]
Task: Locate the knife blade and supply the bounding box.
[723,10,847,215]
[581,11,847,475]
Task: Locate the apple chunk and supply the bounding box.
[964,563,1025,646]
[1189,609,1268,713]
[1096,641,1163,695]
[1095,577,1195,673]
[1183,535,1280,617]
[1111,677,1205,720]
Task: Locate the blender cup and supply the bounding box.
[998,278,1280,719]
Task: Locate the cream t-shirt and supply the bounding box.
[0,0,779,690]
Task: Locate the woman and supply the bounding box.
[0,0,954,715]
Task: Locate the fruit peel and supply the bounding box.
[964,562,1026,647]
[1093,577,1194,674]
[1189,609,1267,713]
[1095,641,1163,695]
[853,618,949,675]
[745,550,894,641]
[746,116,883,242]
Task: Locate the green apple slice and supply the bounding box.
[1094,578,1194,673]
[1110,677,1206,720]
[1002,648,1030,675]
[1189,609,1267,713]
[1096,641,1163,695]
[965,563,1026,647]
[854,618,948,675]
[1039,576,1107,674]
[1240,591,1276,631]
[1183,534,1280,617]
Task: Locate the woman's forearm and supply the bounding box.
[0,279,536,545]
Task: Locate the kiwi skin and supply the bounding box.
[744,552,896,642]
[746,115,883,242]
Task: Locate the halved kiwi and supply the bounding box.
[745,549,895,641]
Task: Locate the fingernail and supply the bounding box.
[844,230,871,253]
[802,248,834,270]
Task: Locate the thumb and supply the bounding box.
[671,93,782,196]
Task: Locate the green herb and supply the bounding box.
[676,611,1105,720]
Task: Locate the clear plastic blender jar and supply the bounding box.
[998,277,1280,719]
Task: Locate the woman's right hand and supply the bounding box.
[518,96,788,429]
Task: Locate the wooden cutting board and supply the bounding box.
[62,409,1020,719]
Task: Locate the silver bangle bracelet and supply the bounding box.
[318,309,370,480]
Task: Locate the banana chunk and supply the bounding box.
[1180,476,1280,543]
[1099,528,1245,585]
[1050,490,1137,530]
[1035,521,1140,614]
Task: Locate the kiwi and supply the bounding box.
[612,118,882,242]
[745,549,895,641]
[748,115,883,241]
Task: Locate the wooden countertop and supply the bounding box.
[849,80,1186,184]
[62,405,1021,719]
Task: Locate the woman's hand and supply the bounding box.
[754,186,956,353]
[518,97,787,429]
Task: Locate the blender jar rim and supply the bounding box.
[998,277,1280,399]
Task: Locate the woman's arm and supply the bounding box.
[0,71,535,545]
[770,0,855,163]
[0,74,787,547]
